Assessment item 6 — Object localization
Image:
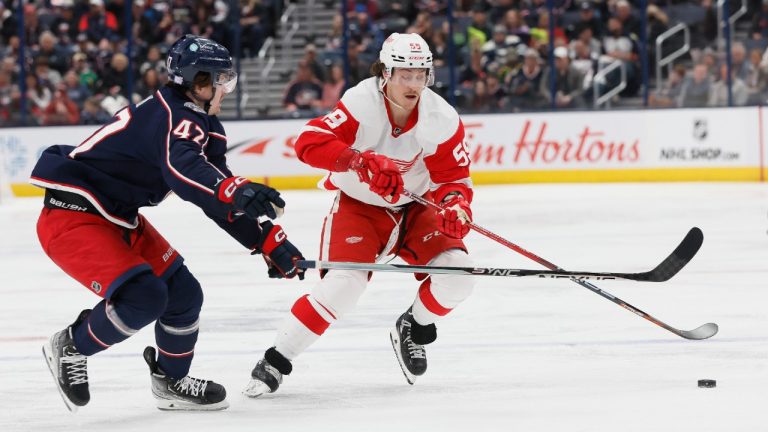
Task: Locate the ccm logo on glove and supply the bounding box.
[256,221,305,280]
[217,176,285,219]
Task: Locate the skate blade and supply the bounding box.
[155,398,229,411]
[42,343,79,413]
[242,379,272,398]
[389,329,416,385]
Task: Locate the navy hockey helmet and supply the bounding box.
[166,34,238,93]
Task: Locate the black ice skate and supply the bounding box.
[243,347,292,398]
[42,309,91,412]
[143,346,229,411]
[390,308,436,385]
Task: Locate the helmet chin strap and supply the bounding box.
[187,86,224,115]
[378,76,408,111]
[207,86,225,116]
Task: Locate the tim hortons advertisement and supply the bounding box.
[1,107,763,194]
[461,107,760,171]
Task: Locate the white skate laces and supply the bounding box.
[61,346,88,385]
[173,376,208,397]
[400,320,426,359]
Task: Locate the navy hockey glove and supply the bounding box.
[255,221,305,280]
[218,176,285,219]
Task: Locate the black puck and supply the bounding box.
[698,379,716,388]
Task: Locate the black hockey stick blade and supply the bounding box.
[626,227,704,282]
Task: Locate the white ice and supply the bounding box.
[1,183,766,432]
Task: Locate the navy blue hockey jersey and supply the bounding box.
[30,86,262,249]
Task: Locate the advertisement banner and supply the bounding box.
[1,106,764,197]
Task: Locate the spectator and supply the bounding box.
[570,40,598,95]
[730,42,752,83]
[343,39,369,86]
[99,52,129,96]
[747,47,768,103]
[34,57,63,88]
[679,63,712,107]
[601,16,638,95]
[569,26,602,61]
[320,63,346,111]
[43,83,81,125]
[430,27,449,68]
[507,48,545,110]
[751,0,768,40]
[80,95,112,125]
[78,0,119,44]
[26,74,53,121]
[530,10,565,47]
[138,45,167,77]
[61,70,91,106]
[466,78,492,112]
[699,47,718,76]
[0,2,18,45]
[0,69,21,125]
[72,52,99,92]
[540,46,587,109]
[303,44,326,82]
[134,67,162,100]
[486,73,506,110]
[569,1,604,40]
[35,31,70,76]
[489,0,515,23]
[283,60,324,117]
[649,63,686,107]
[378,0,416,22]
[100,85,130,116]
[325,13,344,53]
[613,0,640,37]
[646,4,669,64]
[240,0,266,58]
[406,10,433,41]
[709,63,749,106]
[502,9,531,45]
[481,25,518,71]
[467,2,493,48]
[348,3,381,54]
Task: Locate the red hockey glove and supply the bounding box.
[437,193,473,239]
[346,150,404,202]
[218,176,285,219]
[255,221,305,280]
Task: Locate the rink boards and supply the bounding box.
[1,105,766,197]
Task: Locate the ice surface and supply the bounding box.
[1,183,766,432]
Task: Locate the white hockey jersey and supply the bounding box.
[295,77,473,208]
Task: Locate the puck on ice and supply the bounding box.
[698,379,716,388]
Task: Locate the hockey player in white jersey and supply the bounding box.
[244,33,476,396]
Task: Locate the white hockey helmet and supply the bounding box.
[379,32,434,86]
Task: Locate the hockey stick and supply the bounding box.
[298,229,701,281]
[402,190,718,340]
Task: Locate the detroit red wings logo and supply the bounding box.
[390,150,422,174]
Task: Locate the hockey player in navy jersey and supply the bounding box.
[31,34,305,412]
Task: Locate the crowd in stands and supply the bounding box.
[283,0,768,116]
[2,0,768,127]
[0,0,281,126]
